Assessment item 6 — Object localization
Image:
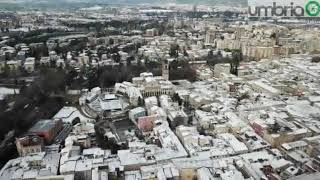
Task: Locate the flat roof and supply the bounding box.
[100,100,122,111]
[29,120,57,133]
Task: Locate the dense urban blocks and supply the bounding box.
[0,2,320,180]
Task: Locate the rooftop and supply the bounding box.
[29,119,59,133]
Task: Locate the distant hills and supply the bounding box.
[0,0,247,6]
[0,0,247,11]
[87,0,247,6]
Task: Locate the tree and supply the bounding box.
[172,93,183,106]
[170,60,179,70]
[208,50,214,58]
[109,38,114,45]
[1,63,10,78]
[224,48,232,52]
[169,44,179,58]
[138,97,144,106]
[42,41,49,57]
[66,68,78,86]
[95,23,104,33]
[311,56,320,63]
[112,53,121,63]
[86,67,99,89]
[99,67,118,88]
[126,56,134,66]
[230,50,243,75]
[169,60,197,82]
[137,59,143,69]
[39,68,67,95]
[183,47,189,57]
[54,42,62,55]
[145,59,160,69]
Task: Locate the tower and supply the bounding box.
[271,30,279,46]
[162,59,169,80]
[205,30,216,44]
[235,27,241,40]
[271,30,280,56]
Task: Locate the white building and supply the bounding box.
[24,57,35,73]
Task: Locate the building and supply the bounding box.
[242,46,273,60]
[6,60,21,72]
[100,94,123,112]
[249,111,311,147]
[29,119,63,144]
[16,135,44,157]
[56,59,66,69]
[0,151,61,179]
[146,28,159,37]
[24,57,35,73]
[114,82,143,106]
[16,51,26,61]
[159,95,188,128]
[36,175,74,180]
[138,115,158,132]
[40,57,50,66]
[129,107,146,122]
[248,79,280,96]
[214,63,231,78]
[162,59,169,81]
[194,110,229,134]
[132,73,174,97]
[205,30,216,45]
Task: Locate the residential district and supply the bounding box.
[0,3,320,180]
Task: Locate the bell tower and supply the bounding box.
[162,59,169,80]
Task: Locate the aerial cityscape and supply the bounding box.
[0,0,320,179]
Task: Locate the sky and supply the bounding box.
[0,0,247,5]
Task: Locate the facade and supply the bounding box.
[146,28,159,37]
[243,46,273,60]
[129,107,146,122]
[132,73,174,97]
[216,39,241,50]
[16,135,44,157]
[205,30,216,45]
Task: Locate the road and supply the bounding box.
[54,123,73,144]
